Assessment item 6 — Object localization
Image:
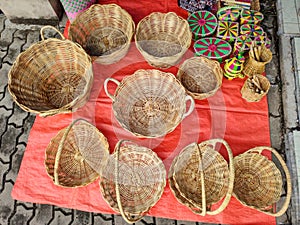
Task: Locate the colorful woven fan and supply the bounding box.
[233,34,252,55]
[240,9,264,24]
[217,6,241,22]
[194,37,232,62]
[240,24,264,38]
[217,21,239,42]
[188,10,218,39]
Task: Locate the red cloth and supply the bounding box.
[12,1,275,224]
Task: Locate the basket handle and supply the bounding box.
[182,95,195,119]
[245,146,292,217]
[40,25,65,41]
[114,140,145,224]
[104,78,120,101]
[196,143,207,216]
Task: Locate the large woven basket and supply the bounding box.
[241,74,270,102]
[177,57,223,100]
[233,146,291,217]
[104,69,195,138]
[135,12,192,69]
[169,139,234,215]
[8,26,93,117]
[100,140,166,223]
[69,4,135,65]
[45,119,110,187]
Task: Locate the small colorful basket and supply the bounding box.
[240,9,264,24]
[233,34,253,55]
[240,24,264,38]
[216,21,239,42]
[217,6,241,22]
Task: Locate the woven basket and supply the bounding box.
[233,146,291,217]
[169,139,234,215]
[100,140,166,223]
[8,26,93,117]
[69,4,135,65]
[241,74,270,102]
[177,57,223,100]
[135,12,192,69]
[104,69,195,138]
[219,0,260,11]
[45,119,110,187]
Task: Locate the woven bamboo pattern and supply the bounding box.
[240,9,264,24]
[233,146,291,217]
[100,140,166,223]
[69,4,135,65]
[8,26,93,117]
[104,69,195,138]
[241,74,270,102]
[177,57,223,100]
[45,119,110,187]
[169,139,234,215]
[135,12,192,69]
[217,6,241,22]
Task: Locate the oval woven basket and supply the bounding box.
[69,4,135,65]
[169,139,234,215]
[177,57,223,100]
[45,119,110,187]
[241,74,270,102]
[233,146,291,217]
[135,12,192,69]
[8,26,93,117]
[100,140,166,224]
[104,69,195,138]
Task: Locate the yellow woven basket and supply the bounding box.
[241,74,270,102]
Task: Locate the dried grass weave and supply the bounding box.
[241,74,270,102]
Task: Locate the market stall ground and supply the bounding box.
[0,0,299,225]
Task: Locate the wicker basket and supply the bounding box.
[45,119,110,187]
[100,140,166,223]
[169,139,234,215]
[241,74,270,102]
[69,4,135,65]
[104,69,195,138]
[177,57,223,100]
[233,146,291,217]
[8,26,93,117]
[219,0,260,11]
[135,12,192,69]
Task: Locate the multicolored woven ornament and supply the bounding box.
[60,0,96,22]
[254,35,271,49]
[188,10,218,39]
[194,37,232,62]
[217,21,239,42]
[224,53,246,79]
[240,24,264,38]
[217,6,241,21]
[233,34,252,55]
[240,9,264,24]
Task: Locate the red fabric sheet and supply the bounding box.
[12,1,275,224]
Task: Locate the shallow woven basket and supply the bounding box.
[177,57,223,100]
[100,140,166,224]
[8,26,93,117]
[241,74,270,102]
[69,4,135,65]
[169,139,234,215]
[45,119,110,187]
[233,146,291,217]
[104,69,195,138]
[135,12,192,69]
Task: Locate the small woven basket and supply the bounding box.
[104,69,195,138]
[69,4,135,65]
[169,139,234,215]
[241,74,270,102]
[45,119,110,187]
[8,26,93,117]
[100,140,166,224]
[219,0,260,11]
[177,57,223,100]
[135,12,192,69]
[233,146,291,217]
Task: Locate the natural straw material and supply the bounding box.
[177,57,223,100]
[104,69,195,138]
[69,4,135,64]
[135,12,192,69]
[45,119,109,187]
[8,26,93,117]
[169,139,234,215]
[233,146,291,217]
[241,74,270,102]
[100,140,166,224]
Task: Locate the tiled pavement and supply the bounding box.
[0,0,298,224]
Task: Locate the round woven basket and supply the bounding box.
[233,146,291,217]
[135,12,192,69]
[8,26,93,117]
[100,140,166,224]
[177,57,223,100]
[169,139,234,215]
[45,119,110,187]
[241,74,270,102]
[104,69,195,138]
[69,4,135,65]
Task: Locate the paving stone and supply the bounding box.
[155,218,177,225]
[17,114,35,144]
[265,54,280,84]
[0,14,6,32]
[0,27,16,50]
[8,104,29,127]
[0,63,10,91]
[267,84,282,117]
[113,215,129,225]
[262,14,276,29]
[0,107,12,139]
[10,204,35,225]
[3,36,26,63]
[6,145,24,181]
[0,49,7,66]
[72,210,91,225]
[22,29,39,51]
[30,204,53,225]
[48,208,73,225]
[269,116,283,151]
[93,213,113,225]
[0,182,14,225]
[0,89,14,110]
[0,163,9,191]
[176,220,197,225]
[135,216,155,225]
[13,30,27,39]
